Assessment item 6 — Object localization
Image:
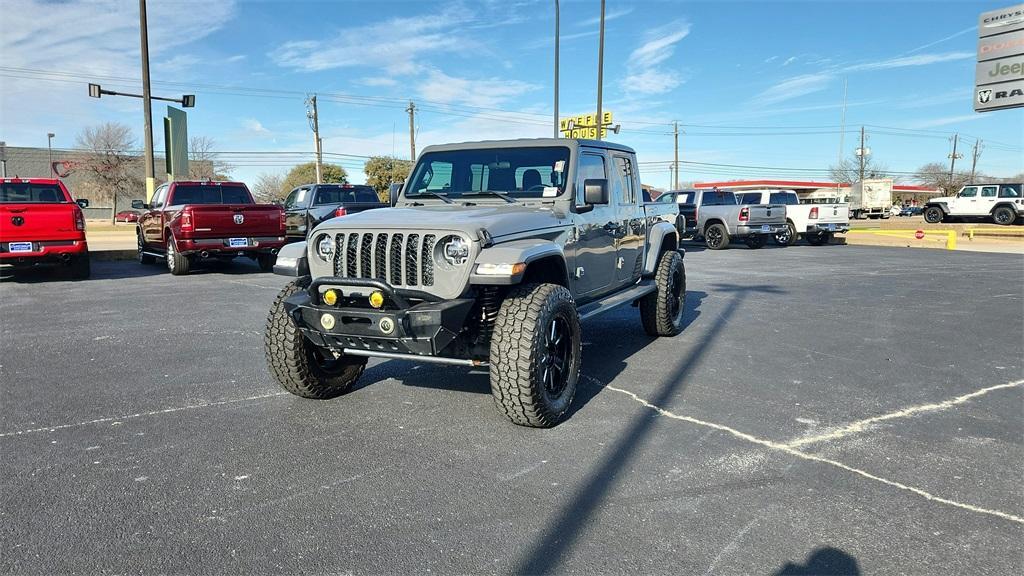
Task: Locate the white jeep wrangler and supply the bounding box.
[923,183,1023,225]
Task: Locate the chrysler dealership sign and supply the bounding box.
[976,3,1024,111]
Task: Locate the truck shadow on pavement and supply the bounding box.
[774,546,861,575]
[0,259,274,283]
[514,282,787,575]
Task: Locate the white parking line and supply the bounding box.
[590,377,1024,525]
[0,392,288,438]
[785,379,1024,448]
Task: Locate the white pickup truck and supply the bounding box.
[735,189,849,246]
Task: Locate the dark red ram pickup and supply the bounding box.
[0,178,91,278]
[135,181,286,275]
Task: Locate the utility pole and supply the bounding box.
[553,0,560,138]
[595,0,605,141]
[947,133,962,188]
[305,95,323,184]
[858,126,866,183]
[406,101,417,161]
[0,141,6,178]
[970,139,983,182]
[673,122,680,189]
[838,77,847,167]
[139,0,156,201]
[47,133,55,177]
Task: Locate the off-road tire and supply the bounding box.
[704,223,730,250]
[69,254,91,280]
[775,221,797,246]
[166,235,191,275]
[640,250,686,337]
[137,231,155,264]
[489,283,582,428]
[264,277,366,399]
[257,252,276,272]
[806,231,832,246]
[992,206,1016,226]
[923,206,944,224]
[745,235,766,249]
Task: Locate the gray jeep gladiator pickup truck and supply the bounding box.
[265,138,684,427]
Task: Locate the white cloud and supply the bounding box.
[416,69,538,109]
[226,54,247,63]
[270,8,474,75]
[622,19,691,96]
[0,0,237,143]
[907,114,985,129]
[576,6,634,27]
[905,26,976,55]
[242,119,271,134]
[357,77,399,88]
[844,51,973,72]
[751,73,833,106]
[782,56,797,66]
[764,56,778,63]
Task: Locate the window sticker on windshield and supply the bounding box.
[543,186,559,197]
[553,160,565,172]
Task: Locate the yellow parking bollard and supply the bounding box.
[946,230,956,250]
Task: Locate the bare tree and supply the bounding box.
[914,162,975,194]
[252,172,286,203]
[828,154,889,184]
[74,122,143,222]
[188,135,233,180]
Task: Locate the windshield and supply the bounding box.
[170,184,252,205]
[405,146,570,200]
[1,182,70,203]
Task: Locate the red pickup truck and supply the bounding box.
[135,181,286,275]
[0,178,91,278]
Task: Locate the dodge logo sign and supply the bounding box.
[233,214,244,225]
[11,216,24,226]
[978,89,993,103]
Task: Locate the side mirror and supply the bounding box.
[583,179,609,205]
[131,199,145,210]
[75,199,90,208]
[389,182,403,207]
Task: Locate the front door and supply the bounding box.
[571,152,616,299]
[951,186,977,214]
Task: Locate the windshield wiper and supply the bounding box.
[467,190,518,203]
[417,191,453,204]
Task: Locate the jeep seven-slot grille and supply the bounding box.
[332,232,436,287]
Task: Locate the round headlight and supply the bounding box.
[441,236,470,266]
[316,235,334,261]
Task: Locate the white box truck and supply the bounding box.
[849,179,893,219]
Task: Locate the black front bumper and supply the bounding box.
[283,277,474,358]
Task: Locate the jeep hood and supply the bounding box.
[314,204,569,240]
[929,196,955,204]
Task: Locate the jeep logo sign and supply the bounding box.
[976,4,1024,112]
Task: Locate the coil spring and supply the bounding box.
[477,287,501,343]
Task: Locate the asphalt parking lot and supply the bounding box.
[1,245,1021,575]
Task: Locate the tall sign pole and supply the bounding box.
[139,0,156,201]
[553,0,560,138]
[595,0,605,141]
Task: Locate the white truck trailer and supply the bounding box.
[848,179,893,220]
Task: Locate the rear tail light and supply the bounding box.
[809,206,819,219]
[279,209,286,232]
[334,207,348,217]
[738,207,749,222]
[180,207,194,232]
[73,207,85,231]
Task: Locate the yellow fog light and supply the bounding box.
[322,289,338,306]
[368,290,385,309]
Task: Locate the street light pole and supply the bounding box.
[553,0,559,138]
[595,0,605,141]
[47,133,55,177]
[139,0,156,201]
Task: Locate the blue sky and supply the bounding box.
[1,0,1021,189]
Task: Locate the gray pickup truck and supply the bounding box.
[691,189,787,249]
[265,138,684,427]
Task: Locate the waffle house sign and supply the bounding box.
[560,111,614,138]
